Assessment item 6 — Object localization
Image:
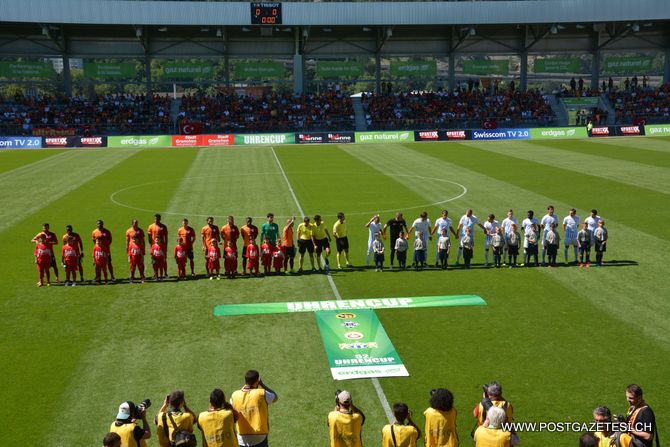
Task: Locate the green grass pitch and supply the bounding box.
[1,137,669,446]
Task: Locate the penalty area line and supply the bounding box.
[270,146,395,422]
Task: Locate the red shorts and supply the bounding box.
[208,259,220,271]
[247,258,259,269]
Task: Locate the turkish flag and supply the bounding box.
[179,122,203,135]
[482,119,498,130]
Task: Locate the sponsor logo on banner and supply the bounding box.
[201,134,234,146]
[355,131,414,143]
[344,332,364,340]
[338,342,378,350]
[45,137,69,147]
[0,136,42,149]
[108,135,172,147]
[418,131,439,140]
[619,125,642,136]
[472,129,530,140]
[529,127,587,139]
[336,313,357,319]
[591,126,610,136]
[341,321,359,328]
[297,133,325,144]
[172,135,199,147]
[80,137,105,146]
[327,132,354,143]
[645,125,670,136]
[446,130,467,140]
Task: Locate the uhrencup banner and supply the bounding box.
[355,131,414,143]
[213,295,486,316]
[529,127,587,139]
[315,309,409,380]
[108,135,172,147]
[234,133,295,145]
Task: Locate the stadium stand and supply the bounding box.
[608,83,670,124]
[361,89,555,130]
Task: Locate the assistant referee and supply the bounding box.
[333,212,352,269]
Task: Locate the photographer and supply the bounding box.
[230,370,278,447]
[423,388,458,447]
[103,432,121,447]
[327,390,365,447]
[109,400,151,447]
[197,388,238,447]
[625,384,658,447]
[155,390,196,447]
[592,406,633,447]
[381,402,420,447]
[473,382,514,430]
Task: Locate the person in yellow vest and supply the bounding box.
[109,401,151,447]
[197,388,239,447]
[593,406,634,447]
[230,370,278,447]
[472,382,516,444]
[155,390,196,447]
[473,406,513,447]
[382,402,421,447]
[424,388,458,447]
[327,390,366,447]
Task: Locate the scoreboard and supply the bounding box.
[251,2,282,25]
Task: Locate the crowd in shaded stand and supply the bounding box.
[609,83,670,125]
[361,88,555,130]
[0,93,172,136]
[177,89,355,133]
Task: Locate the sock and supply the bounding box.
[485,250,489,265]
[542,248,546,263]
[573,246,578,262]
[456,247,462,263]
[365,251,371,266]
[336,252,342,266]
[564,246,569,262]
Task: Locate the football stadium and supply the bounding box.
[1,0,669,446]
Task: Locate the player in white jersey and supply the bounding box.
[540,205,559,266]
[584,209,602,244]
[455,208,486,265]
[408,211,432,264]
[483,214,500,267]
[365,214,382,266]
[520,210,539,264]
[431,209,457,266]
[562,208,580,264]
[500,209,518,263]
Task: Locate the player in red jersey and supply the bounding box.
[247,238,260,276]
[177,218,196,277]
[150,235,166,280]
[128,235,145,283]
[92,219,115,282]
[147,213,169,276]
[92,237,109,284]
[261,237,273,274]
[61,236,80,286]
[174,237,188,280]
[207,239,221,279]
[34,235,52,287]
[272,240,285,274]
[63,225,84,281]
[32,223,59,284]
[224,240,238,279]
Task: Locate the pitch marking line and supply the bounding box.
[270,147,395,422]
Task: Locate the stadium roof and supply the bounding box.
[1,0,669,26]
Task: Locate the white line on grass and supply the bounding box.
[270,146,395,422]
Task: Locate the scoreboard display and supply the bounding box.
[251,2,282,25]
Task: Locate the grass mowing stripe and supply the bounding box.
[0,148,70,175]
[461,140,670,195]
[271,146,395,423]
[0,148,139,234]
[395,141,670,349]
[593,135,670,154]
[527,138,670,169]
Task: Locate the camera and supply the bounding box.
[135,399,151,417]
[482,384,490,393]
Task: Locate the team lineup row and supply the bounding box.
[31,206,609,286]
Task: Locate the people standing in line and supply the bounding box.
[240,217,259,276]
[282,217,296,273]
[383,212,409,268]
[148,213,169,276]
[408,211,432,266]
[424,388,458,447]
[312,214,332,273]
[562,208,580,264]
[333,212,352,269]
[540,206,558,266]
[395,231,409,270]
[297,216,316,273]
[461,227,474,269]
[520,211,538,266]
[593,220,608,267]
[437,228,451,270]
[177,218,197,278]
[524,224,539,267]
[500,210,517,265]
[432,210,457,268]
[455,209,485,266]
[372,232,385,272]
[545,222,560,267]
[32,222,60,283]
[506,224,521,268]
[365,214,382,267]
[201,217,221,278]
[63,224,85,282]
[491,227,504,269]
[413,232,426,271]
[483,214,500,268]
[577,223,592,267]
